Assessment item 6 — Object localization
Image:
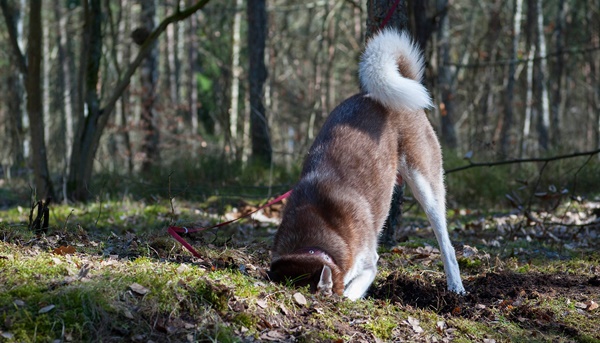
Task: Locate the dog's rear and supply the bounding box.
[269,29,464,299]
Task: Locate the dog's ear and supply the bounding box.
[317,265,333,296]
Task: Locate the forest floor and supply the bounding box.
[1,194,600,342]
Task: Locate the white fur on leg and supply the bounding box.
[406,171,465,294]
[343,250,379,300]
[343,267,377,300]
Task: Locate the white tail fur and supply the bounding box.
[359,29,433,112]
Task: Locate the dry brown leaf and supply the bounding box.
[436,321,446,333]
[38,304,55,314]
[256,299,268,309]
[53,245,76,256]
[260,330,286,341]
[1,332,15,339]
[176,264,190,274]
[129,283,150,295]
[279,304,290,316]
[293,292,307,306]
[586,300,599,311]
[406,316,424,333]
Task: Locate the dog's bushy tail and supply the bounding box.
[359,29,432,112]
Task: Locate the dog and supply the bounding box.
[268,29,465,300]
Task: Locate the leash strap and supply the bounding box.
[380,0,402,29]
[167,190,292,258]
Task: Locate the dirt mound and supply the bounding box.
[371,271,597,313]
[369,270,600,339]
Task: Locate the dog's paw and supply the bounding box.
[448,282,466,295]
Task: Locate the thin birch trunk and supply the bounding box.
[187,1,199,134]
[166,3,179,106]
[535,0,550,151]
[229,0,243,153]
[521,46,535,157]
[551,0,565,146]
[43,4,51,156]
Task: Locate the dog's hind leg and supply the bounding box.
[405,169,465,294]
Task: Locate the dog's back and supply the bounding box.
[269,29,464,299]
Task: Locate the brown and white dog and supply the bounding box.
[268,29,465,300]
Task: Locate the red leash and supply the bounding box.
[167,190,292,258]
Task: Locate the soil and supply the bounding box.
[369,270,600,340]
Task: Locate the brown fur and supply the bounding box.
[269,93,442,295]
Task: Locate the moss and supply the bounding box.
[458,257,483,270]
[232,312,257,327]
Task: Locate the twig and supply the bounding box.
[526,161,549,213]
[168,171,176,224]
[63,209,75,231]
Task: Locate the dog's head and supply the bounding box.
[268,249,344,296]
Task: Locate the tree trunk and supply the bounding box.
[67,0,210,201]
[187,0,199,135]
[436,0,457,149]
[476,0,502,145]
[521,43,535,157]
[26,0,55,199]
[534,0,550,151]
[54,0,75,189]
[500,0,523,156]
[229,0,243,153]
[411,0,432,51]
[4,65,25,174]
[366,0,408,38]
[68,0,103,201]
[366,0,411,246]
[550,0,565,146]
[139,0,160,174]
[1,0,54,198]
[1,0,25,173]
[42,3,51,155]
[165,11,179,107]
[247,0,272,165]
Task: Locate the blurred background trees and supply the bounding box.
[0,0,598,202]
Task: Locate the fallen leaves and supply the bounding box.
[260,330,287,341]
[292,292,307,307]
[52,245,76,256]
[574,300,599,312]
[129,283,150,295]
[256,299,268,309]
[405,316,424,333]
[0,332,14,339]
[38,304,55,314]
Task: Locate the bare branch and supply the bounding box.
[445,149,600,175]
[99,0,211,120]
[446,45,600,69]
